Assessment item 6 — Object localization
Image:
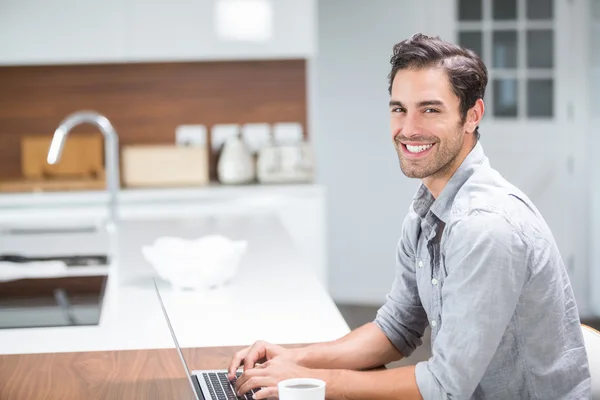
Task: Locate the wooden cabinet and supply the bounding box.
[0,0,316,66]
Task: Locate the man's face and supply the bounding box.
[390,67,467,180]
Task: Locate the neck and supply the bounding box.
[422,137,476,198]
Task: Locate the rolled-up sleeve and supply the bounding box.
[415,212,529,399]
[374,213,428,358]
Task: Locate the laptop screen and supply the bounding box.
[153,278,201,400]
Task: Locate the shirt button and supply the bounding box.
[431,320,437,327]
[418,260,424,268]
[431,278,438,285]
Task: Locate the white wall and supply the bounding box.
[314,0,427,304]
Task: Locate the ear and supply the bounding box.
[464,99,485,134]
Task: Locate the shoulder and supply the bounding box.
[444,209,526,250]
[442,210,532,282]
[448,163,543,247]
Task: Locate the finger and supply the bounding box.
[237,376,275,397]
[228,348,250,380]
[228,349,248,379]
[252,386,277,400]
[243,341,269,372]
[234,368,257,392]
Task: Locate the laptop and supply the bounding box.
[153,279,259,400]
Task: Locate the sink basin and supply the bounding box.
[0,275,108,329]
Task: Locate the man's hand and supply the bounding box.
[234,358,312,399]
[227,341,300,381]
[230,347,423,400]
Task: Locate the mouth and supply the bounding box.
[400,142,435,158]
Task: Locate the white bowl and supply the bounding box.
[142,234,248,291]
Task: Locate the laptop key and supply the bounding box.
[205,382,217,398]
[214,384,225,394]
[202,374,223,399]
[222,384,236,399]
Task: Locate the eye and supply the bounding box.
[424,108,440,113]
[391,107,405,113]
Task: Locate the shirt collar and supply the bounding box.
[412,141,486,223]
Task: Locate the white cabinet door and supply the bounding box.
[127,0,213,61]
[0,0,315,65]
[128,0,316,61]
[0,0,127,65]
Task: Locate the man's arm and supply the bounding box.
[295,322,403,370]
[236,212,432,398]
[371,213,429,363]
[313,366,422,400]
[229,211,427,376]
[227,322,403,380]
[238,361,423,399]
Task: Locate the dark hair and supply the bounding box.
[388,33,488,140]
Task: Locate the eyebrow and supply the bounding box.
[388,100,446,108]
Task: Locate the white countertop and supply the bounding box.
[0,183,323,209]
[0,212,350,355]
[0,183,325,226]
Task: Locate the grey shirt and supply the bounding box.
[374,142,591,399]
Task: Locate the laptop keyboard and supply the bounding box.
[202,371,258,400]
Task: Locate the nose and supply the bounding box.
[400,111,421,139]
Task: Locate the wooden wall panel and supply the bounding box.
[0,59,307,182]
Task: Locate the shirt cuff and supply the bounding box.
[415,361,445,400]
[373,316,414,358]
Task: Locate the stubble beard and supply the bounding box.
[395,126,464,180]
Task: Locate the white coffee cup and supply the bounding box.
[278,378,326,400]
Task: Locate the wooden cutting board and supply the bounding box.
[0,134,106,193]
[21,134,104,180]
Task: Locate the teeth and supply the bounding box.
[406,144,433,153]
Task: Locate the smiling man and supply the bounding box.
[228,33,592,399]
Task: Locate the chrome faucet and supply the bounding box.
[47,111,120,264]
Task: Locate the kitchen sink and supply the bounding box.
[0,274,108,329]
